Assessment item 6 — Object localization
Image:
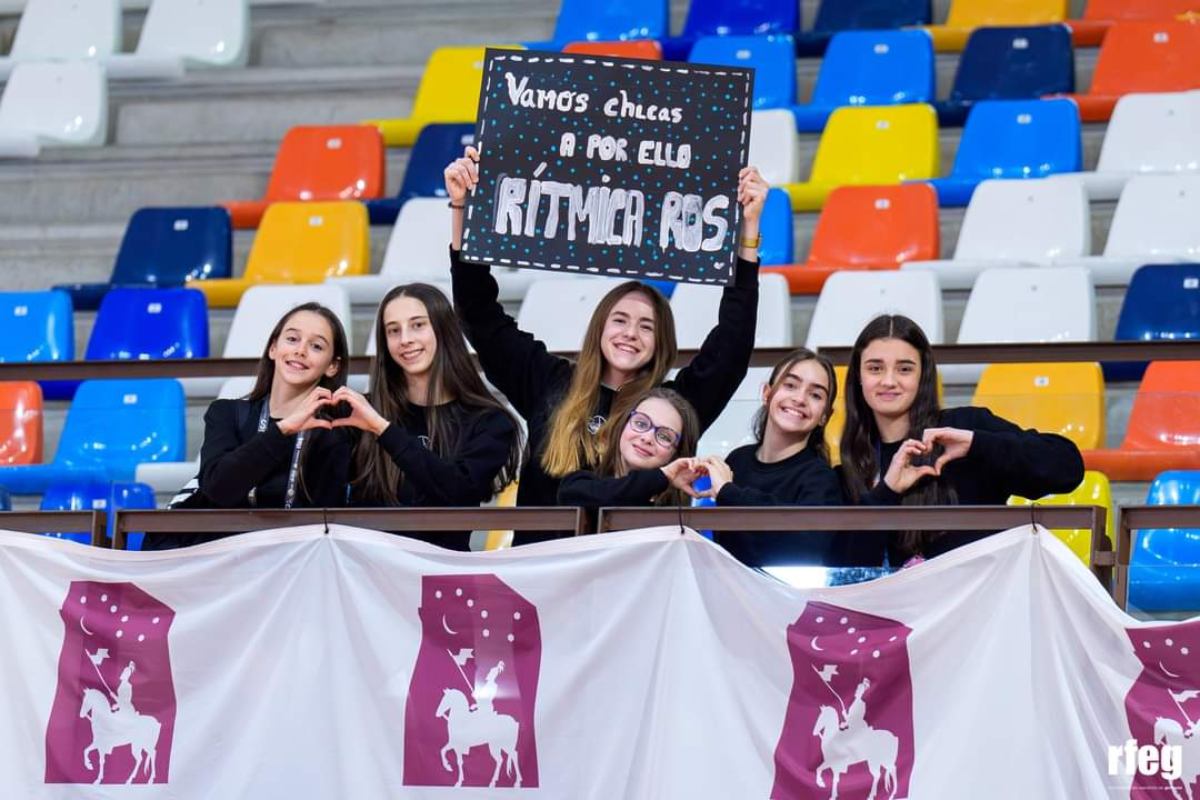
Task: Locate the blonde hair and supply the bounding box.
[539,282,677,477]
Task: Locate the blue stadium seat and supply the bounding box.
[1106,263,1200,382]
[791,29,934,132]
[86,287,209,362]
[365,123,475,226]
[689,34,796,110]
[934,25,1075,127]
[0,290,73,364]
[38,479,156,549]
[530,0,667,48]
[0,379,185,495]
[758,187,793,266]
[924,98,1081,207]
[796,0,932,56]
[53,207,232,311]
[0,486,9,510]
[661,0,799,61]
[1129,470,1200,614]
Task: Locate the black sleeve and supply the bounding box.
[302,428,352,508]
[197,400,294,508]
[376,410,516,506]
[717,468,844,507]
[557,469,670,508]
[666,257,760,431]
[450,247,574,419]
[954,406,1086,498]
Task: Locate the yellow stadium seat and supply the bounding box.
[189,202,369,308]
[484,481,519,551]
[783,104,939,211]
[824,366,943,465]
[363,45,522,147]
[971,362,1105,451]
[1010,471,1114,566]
[923,0,1068,52]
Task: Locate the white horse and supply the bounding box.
[812,705,898,800]
[79,688,161,785]
[1154,717,1200,800]
[435,688,522,788]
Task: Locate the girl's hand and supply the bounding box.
[329,386,390,436]
[881,439,939,494]
[701,455,734,497]
[661,458,707,498]
[443,145,479,205]
[276,387,333,435]
[920,427,973,472]
[737,166,768,225]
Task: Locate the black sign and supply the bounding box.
[460,48,754,286]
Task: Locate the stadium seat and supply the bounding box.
[0,290,73,364]
[0,0,119,80]
[85,288,210,362]
[0,379,185,495]
[328,198,450,305]
[934,25,1075,127]
[364,45,522,147]
[747,109,799,187]
[805,270,944,350]
[1083,362,1200,480]
[902,177,1090,290]
[1068,0,1198,47]
[0,61,107,158]
[948,266,1095,383]
[516,278,618,351]
[1052,174,1200,286]
[1064,91,1200,202]
[796,0,932,56]
[190,201,369,308]
[1057,21,1200,122]
[925,98,1081,207]
[1107,263,1200,381]
[661,0,798,61]
[782,104,939,211]
[972,362,1105,450]
[671,273,792,349]
[0,487,8,511]
[39,479,157,548]
[222,125,385,229]
[688,35,796,110]
[54,207,233,311]
[757,188,793,267]
[767,184,939,294]
[183,285,352,397]
[791,30,934,133]
[364,123,474,226]
[1009,471,1114,566]
[696,367,770,457]
[0,381,43,466]
[562,40,663,59]
[1129,470,1200,613]
[533,0,667,48]
[923,0,1068,52]
[104,0,249,79]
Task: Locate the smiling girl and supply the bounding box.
[445,147,766,541]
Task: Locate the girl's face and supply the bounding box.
[268,310,340,388]
[859,338,921,419]
[763,359,831,437]
[599,292,656,380]
[619,397,683,471]
[384,295,438,377]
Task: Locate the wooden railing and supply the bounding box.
[0,511,107,546]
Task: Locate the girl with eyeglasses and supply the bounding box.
[557,388,703,513]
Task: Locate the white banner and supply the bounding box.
[0,524,1196,798]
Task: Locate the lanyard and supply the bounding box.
[253,402,306,510]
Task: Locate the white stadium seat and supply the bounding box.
[516,277,617,352]
[670,273,792,349]
[805,270,944,350]
[105,0,250,79]
[0,61,108,158]
[902,178,1091,291]
[747,109,800,187]
[696,367,771,457]
[0,0,120,80]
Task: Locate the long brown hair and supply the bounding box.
[539,281,677,477]
[596,387,699,507]
[751,348,837,464]
[245,302,349,505]
[352,283,522,505]
[839,315,955,556]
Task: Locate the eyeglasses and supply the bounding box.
[627,410,681,450]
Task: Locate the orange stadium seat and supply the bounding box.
[972,362,1105,451]
[0,381,43,466]
[189,201,369,308]
[563,40,663,59]
[766,184,939,294]
[923,0,1068,52]
[1083,361,1200,480]
[1067,0,1199,47]
[222,125,384,229]
[1057,21,1200,123]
